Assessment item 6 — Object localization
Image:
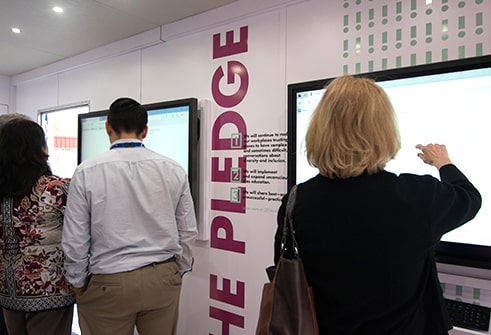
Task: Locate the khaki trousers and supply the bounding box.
[77,260,182,335]
[3,305,73,335]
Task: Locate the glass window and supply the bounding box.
[39,103,89,178]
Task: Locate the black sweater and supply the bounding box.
[275,164,481,335]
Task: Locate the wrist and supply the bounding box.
[436,161,452,169]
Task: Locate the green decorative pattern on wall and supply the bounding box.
[441,283,488,306]
[342,0,489,74]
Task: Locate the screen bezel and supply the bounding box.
[77,97,199,206]
[287,55,491,270]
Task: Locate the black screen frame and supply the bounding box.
[77,97,200,207]
[287,55,491,270]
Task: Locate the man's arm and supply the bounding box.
[61,169,92,289]
[175,181,198,275]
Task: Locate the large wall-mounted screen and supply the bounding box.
[78,98,199,205]
[287,55,491,270]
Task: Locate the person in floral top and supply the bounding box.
[0,113,29,335]
[0,118,75,335]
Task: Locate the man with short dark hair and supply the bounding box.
[62,97,197,335]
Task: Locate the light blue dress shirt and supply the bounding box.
[62,139,198,288]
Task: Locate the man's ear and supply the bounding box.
[141,125,148,139]
[105,121,112,136]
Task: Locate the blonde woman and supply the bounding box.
[274,76,481,335]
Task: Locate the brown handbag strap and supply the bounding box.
[281,185,299,257]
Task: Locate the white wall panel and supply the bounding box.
[286,0,345,84]
[149,11,288,334]
[0,76,10,105]
[15,75,57,119]
[58,51,141,112]
[141,36,211,103]
[286,0,491,84]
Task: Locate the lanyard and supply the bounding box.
[110,142,145,149]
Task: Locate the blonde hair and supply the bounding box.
[305,75,400,179]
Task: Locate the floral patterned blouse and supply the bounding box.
[0,175,75,311]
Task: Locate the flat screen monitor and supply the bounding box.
[287,55,491,271]
[78,98,199,205]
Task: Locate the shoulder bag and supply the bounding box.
[255,185,319,335]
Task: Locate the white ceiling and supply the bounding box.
[0,0,237,77]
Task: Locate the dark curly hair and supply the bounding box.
[0,118,52,196]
